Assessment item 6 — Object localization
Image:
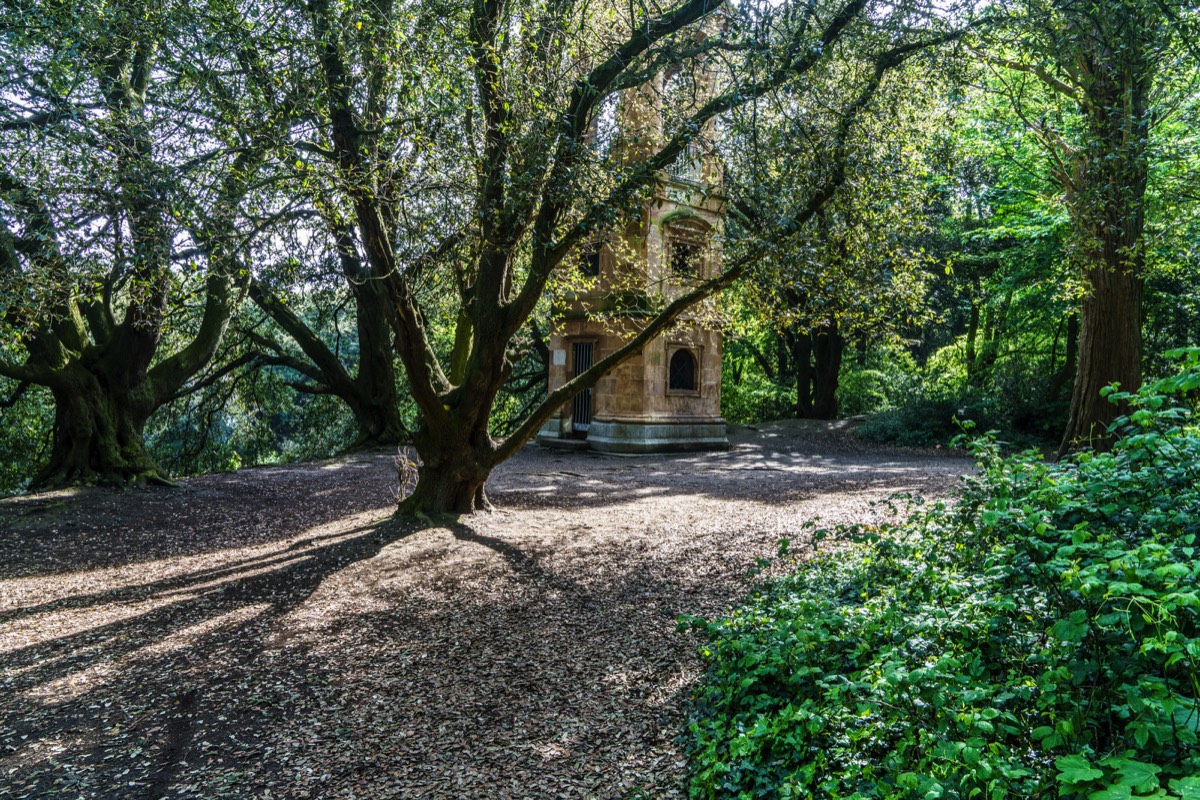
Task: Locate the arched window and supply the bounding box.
[668,348,698,392]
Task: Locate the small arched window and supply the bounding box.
[668,348,698,392]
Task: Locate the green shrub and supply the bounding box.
[683,349,1200,799]
[922,341,970,399]
[853,395,1009,448]
[147,367,357,476]
[837,369,891,417]
[723,371,797,425]
[850,341,1072,449]
[0,378,53,495]
[853,397,962,446]
[854,391,1065,450]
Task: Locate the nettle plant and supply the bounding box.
[684,348,1200,800]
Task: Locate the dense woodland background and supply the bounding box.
[1,0,1197,503]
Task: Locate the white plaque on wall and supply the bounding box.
[552,349,566,366]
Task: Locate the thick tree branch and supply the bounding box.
[165,351,262,403]
[493,35,931,463]
[970,47,1080,101]
[508,0,871,337]
[248,278,356,395]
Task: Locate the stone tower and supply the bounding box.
[537,64,729,454]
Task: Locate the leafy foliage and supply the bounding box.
[684,350,1200,799]
[851,337,1071,449]
[721,368,797,426]
[0,378,53,495]
[146,367,357,478]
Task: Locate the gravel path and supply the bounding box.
[0,421,969,799]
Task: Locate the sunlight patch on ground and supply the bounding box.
[0,734,86,774]
[0,509,386,617]
[0,553,317,657]
[0,443,969,799]
[23,603,271,704]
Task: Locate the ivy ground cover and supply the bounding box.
[685,351,1200,799]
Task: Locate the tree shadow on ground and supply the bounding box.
[1,511,429,800]
[0,433,967,799]
[0,451,401,580]
[214,513,795,798]
[493,437,966,513]
[0,436,965,582]
[0,511,711,799]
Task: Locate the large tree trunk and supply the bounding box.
[1059,59,1149,452]
[32,369,162,489]
[398,419,494,515]
[1060,260,1143,451]
[810,323,844,420]
[1055,7,1152,453]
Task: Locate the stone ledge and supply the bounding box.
[584,420,729,454]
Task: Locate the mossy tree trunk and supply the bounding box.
[399,421,494,515]
[346,274,408,448]
[34,368,161,488]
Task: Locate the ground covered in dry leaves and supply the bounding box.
[1,421,969,800]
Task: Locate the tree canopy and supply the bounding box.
[1,0,1197,507]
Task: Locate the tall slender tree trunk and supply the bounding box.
[348,282,407,447]
[975,304,1001,382]
[810,323,844,419]
[965,301,980,386]
[1059,37,1150,453]
[1047,313,1079,399]
[789,331,814,418]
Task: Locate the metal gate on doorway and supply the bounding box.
[571,341,593,434]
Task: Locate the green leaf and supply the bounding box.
[1051,617,1090,643]
[1168,778,1200,800]
[1101,758,1160,792]
[1087,786,1133,800]
[1056,755,1104,785]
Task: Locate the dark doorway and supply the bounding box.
[572,342,594,433]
